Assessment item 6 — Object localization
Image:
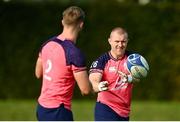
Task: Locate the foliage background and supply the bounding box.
[0,0,180,101]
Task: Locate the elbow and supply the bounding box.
[36,75,41,79]
[81,88,91,95]
[35,72,42,79]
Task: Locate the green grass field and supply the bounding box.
[0,99,179,121]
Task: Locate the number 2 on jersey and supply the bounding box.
[44,59,52,81]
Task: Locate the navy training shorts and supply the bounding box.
[95,102,129,121]
[36,103,73,121]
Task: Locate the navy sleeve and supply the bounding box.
[90,53,110,71]
[51,38,86,67]
[68,48,86,67]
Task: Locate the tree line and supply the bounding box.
[0,1,179,100]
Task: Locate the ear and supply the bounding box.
[79,22,84,29]
[62,20,64,26]
[108,38,111,44]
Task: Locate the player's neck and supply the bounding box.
[110,51,124,60]
[58,27,79,43]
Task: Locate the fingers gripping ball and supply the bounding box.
[126,53,149,79]
[98,81,108,92]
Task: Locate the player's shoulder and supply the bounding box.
[62,40,84,59]
[90,52,110,70]
[54,39,86,66]
[50,38,83,55]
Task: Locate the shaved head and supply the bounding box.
[110,27,128,41]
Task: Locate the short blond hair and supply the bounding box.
[62,6,85,25]
[110,27,128,41]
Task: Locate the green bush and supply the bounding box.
[0,1,179,100]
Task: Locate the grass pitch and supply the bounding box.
[0,99,179,121]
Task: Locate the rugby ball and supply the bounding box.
[126,53,149,79]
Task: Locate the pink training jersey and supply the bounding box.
[90,51,133,117]
[38,37,86,110]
